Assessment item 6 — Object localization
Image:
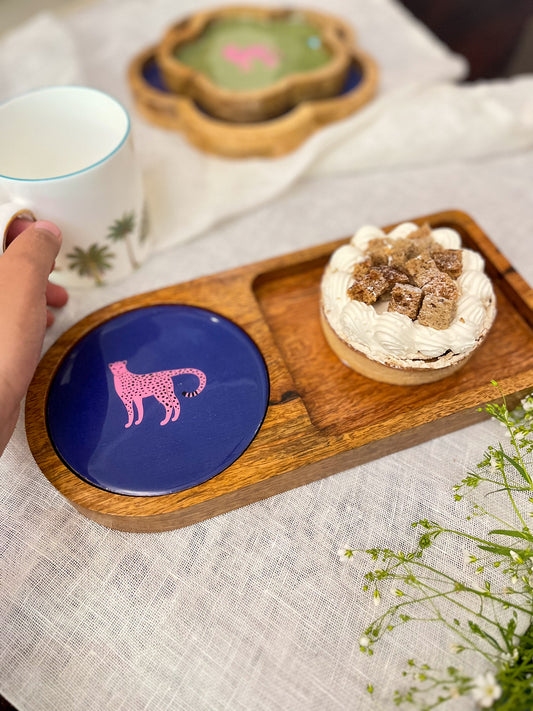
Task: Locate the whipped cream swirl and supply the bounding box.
[322,223,496,362]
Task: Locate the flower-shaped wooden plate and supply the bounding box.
[156,5,354,123]
[128,43,378,159]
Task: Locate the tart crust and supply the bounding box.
[320,300,496,386]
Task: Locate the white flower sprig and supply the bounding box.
[471,672,502,708]
[348,386,533,709]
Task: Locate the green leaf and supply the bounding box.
[501,451,532,485]
[477,544,514,556]
[489,529,533,542]
[467,621,500,649]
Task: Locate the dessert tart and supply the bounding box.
[320,222,497,385]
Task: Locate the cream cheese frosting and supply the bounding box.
[321,222,496,362]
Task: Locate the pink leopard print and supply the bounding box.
[108,360,206,428]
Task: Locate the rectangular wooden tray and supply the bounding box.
[27,210,533,531]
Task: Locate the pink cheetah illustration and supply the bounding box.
[108,360,206,428]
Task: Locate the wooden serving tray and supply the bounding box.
[25,211,533,532]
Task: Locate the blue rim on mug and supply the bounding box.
[0,85,131,182]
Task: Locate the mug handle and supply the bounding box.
[0,202,36,252]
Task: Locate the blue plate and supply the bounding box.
[46,305,269,496]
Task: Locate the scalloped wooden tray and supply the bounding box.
[128,45,378,158]
[25,211,533,532]
[156,6,354,123]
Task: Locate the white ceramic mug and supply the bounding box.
[0,85,149,287]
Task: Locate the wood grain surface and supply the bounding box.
[25,210,533,532]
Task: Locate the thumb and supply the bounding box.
[2,220,62,288]
[0,220,63,453]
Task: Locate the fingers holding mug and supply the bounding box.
[0,86,149,289]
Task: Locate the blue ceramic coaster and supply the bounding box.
[46,305,269,496]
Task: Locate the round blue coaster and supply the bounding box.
[46,305,269,496]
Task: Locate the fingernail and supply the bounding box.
[34,220,62,240]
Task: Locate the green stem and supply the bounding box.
[375,555,533,618]
[404,568,510,645]
[461,472,531,491]
[498,452,528,530]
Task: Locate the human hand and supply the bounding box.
[0,219,68,453]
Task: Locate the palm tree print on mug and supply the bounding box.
[67,243,115,286]
[139,204,150,245]
[106,210,139,269]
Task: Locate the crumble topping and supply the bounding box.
[346,223,463,330]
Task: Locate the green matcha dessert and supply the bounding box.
[157,7,351,122]
[175,16,332,92]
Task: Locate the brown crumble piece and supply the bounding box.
[388,240,412,267]
[352,258,372,280]
[419,273,458,329]
[405,223,434,257]
[406,223,431,241]
[375,265,410,291]
[347,268,389,304]
[367,238,408,268]
[423,273,458,301]
[432,249,463,279]
[346,226,467,328]
[388,283,423,319]
[366,238,390,265]
[418,292,457,330]
[405,254,441,287]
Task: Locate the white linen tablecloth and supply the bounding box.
[1,0,532,250]
[1,1,533,709]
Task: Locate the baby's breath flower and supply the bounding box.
[522,395,533,411]
[502,647,520,663]
[338,546,354,562]
[470,672,502,708]
[463,549,477,565]
[351,392,533,709]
